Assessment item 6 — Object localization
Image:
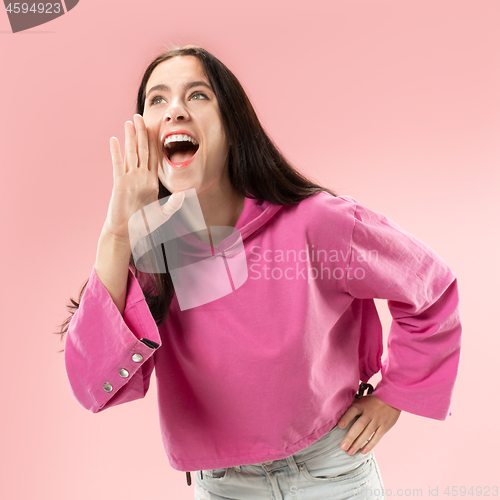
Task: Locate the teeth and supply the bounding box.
[163,134,199,149]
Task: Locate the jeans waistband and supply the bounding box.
[228,421,355,475]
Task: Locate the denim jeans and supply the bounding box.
[194,421,385,499]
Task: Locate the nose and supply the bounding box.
[163,99,189,123]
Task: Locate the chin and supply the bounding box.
[164,180,199,195]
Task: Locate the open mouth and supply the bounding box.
[163,134,199,166]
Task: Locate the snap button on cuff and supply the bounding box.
[132,353,143,363]
[103,382,113,392]
[119,368,129,378]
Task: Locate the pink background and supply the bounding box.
[1,1,498,498]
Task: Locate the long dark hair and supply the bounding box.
[57,45,335,340]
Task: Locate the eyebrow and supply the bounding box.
[145,81,213,99]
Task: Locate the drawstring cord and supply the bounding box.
[186,470,203,486]
[355,382,374,398]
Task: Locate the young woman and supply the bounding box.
[61,46,461,499]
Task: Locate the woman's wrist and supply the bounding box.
[100,220,131,244]
[94,229,131,316]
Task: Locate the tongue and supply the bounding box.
[170,150,195,164]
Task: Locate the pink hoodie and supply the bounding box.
[64,192,461,471]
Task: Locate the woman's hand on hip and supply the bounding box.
[337,395,401,455]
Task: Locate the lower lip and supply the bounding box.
[165,149,198,170]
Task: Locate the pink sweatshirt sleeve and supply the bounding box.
[64,266,162,413]
[343,199,462,420]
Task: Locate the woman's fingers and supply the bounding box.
[109,137,124,179]
[109,116,159,208]
[117,116,157,174]
[134,114,149,169]
[337,404,362,429]
[340,413,368,453]
[124,120,138,172]
[144,192,185,234]
[164,191,185,215]
[147,125,159,176]
[131,192,185,254]
[106,116,161,238]
[360,428,384,455]
[338,395,401,455]
[346,419,377,455]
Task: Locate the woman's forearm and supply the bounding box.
[94,224,132,316]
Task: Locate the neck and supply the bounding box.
[196,181,245,230]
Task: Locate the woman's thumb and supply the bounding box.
[162,191,185,218]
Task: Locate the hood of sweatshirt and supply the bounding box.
[235,196,284,240]
[167,196,284,261]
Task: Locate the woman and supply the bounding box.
[61,46,461,499]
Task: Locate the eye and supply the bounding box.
[190,91,208,100]
[149,95,166,106]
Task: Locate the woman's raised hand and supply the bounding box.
[105,114,184,243]
[104,114,160,240]
[95,115,185,313]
